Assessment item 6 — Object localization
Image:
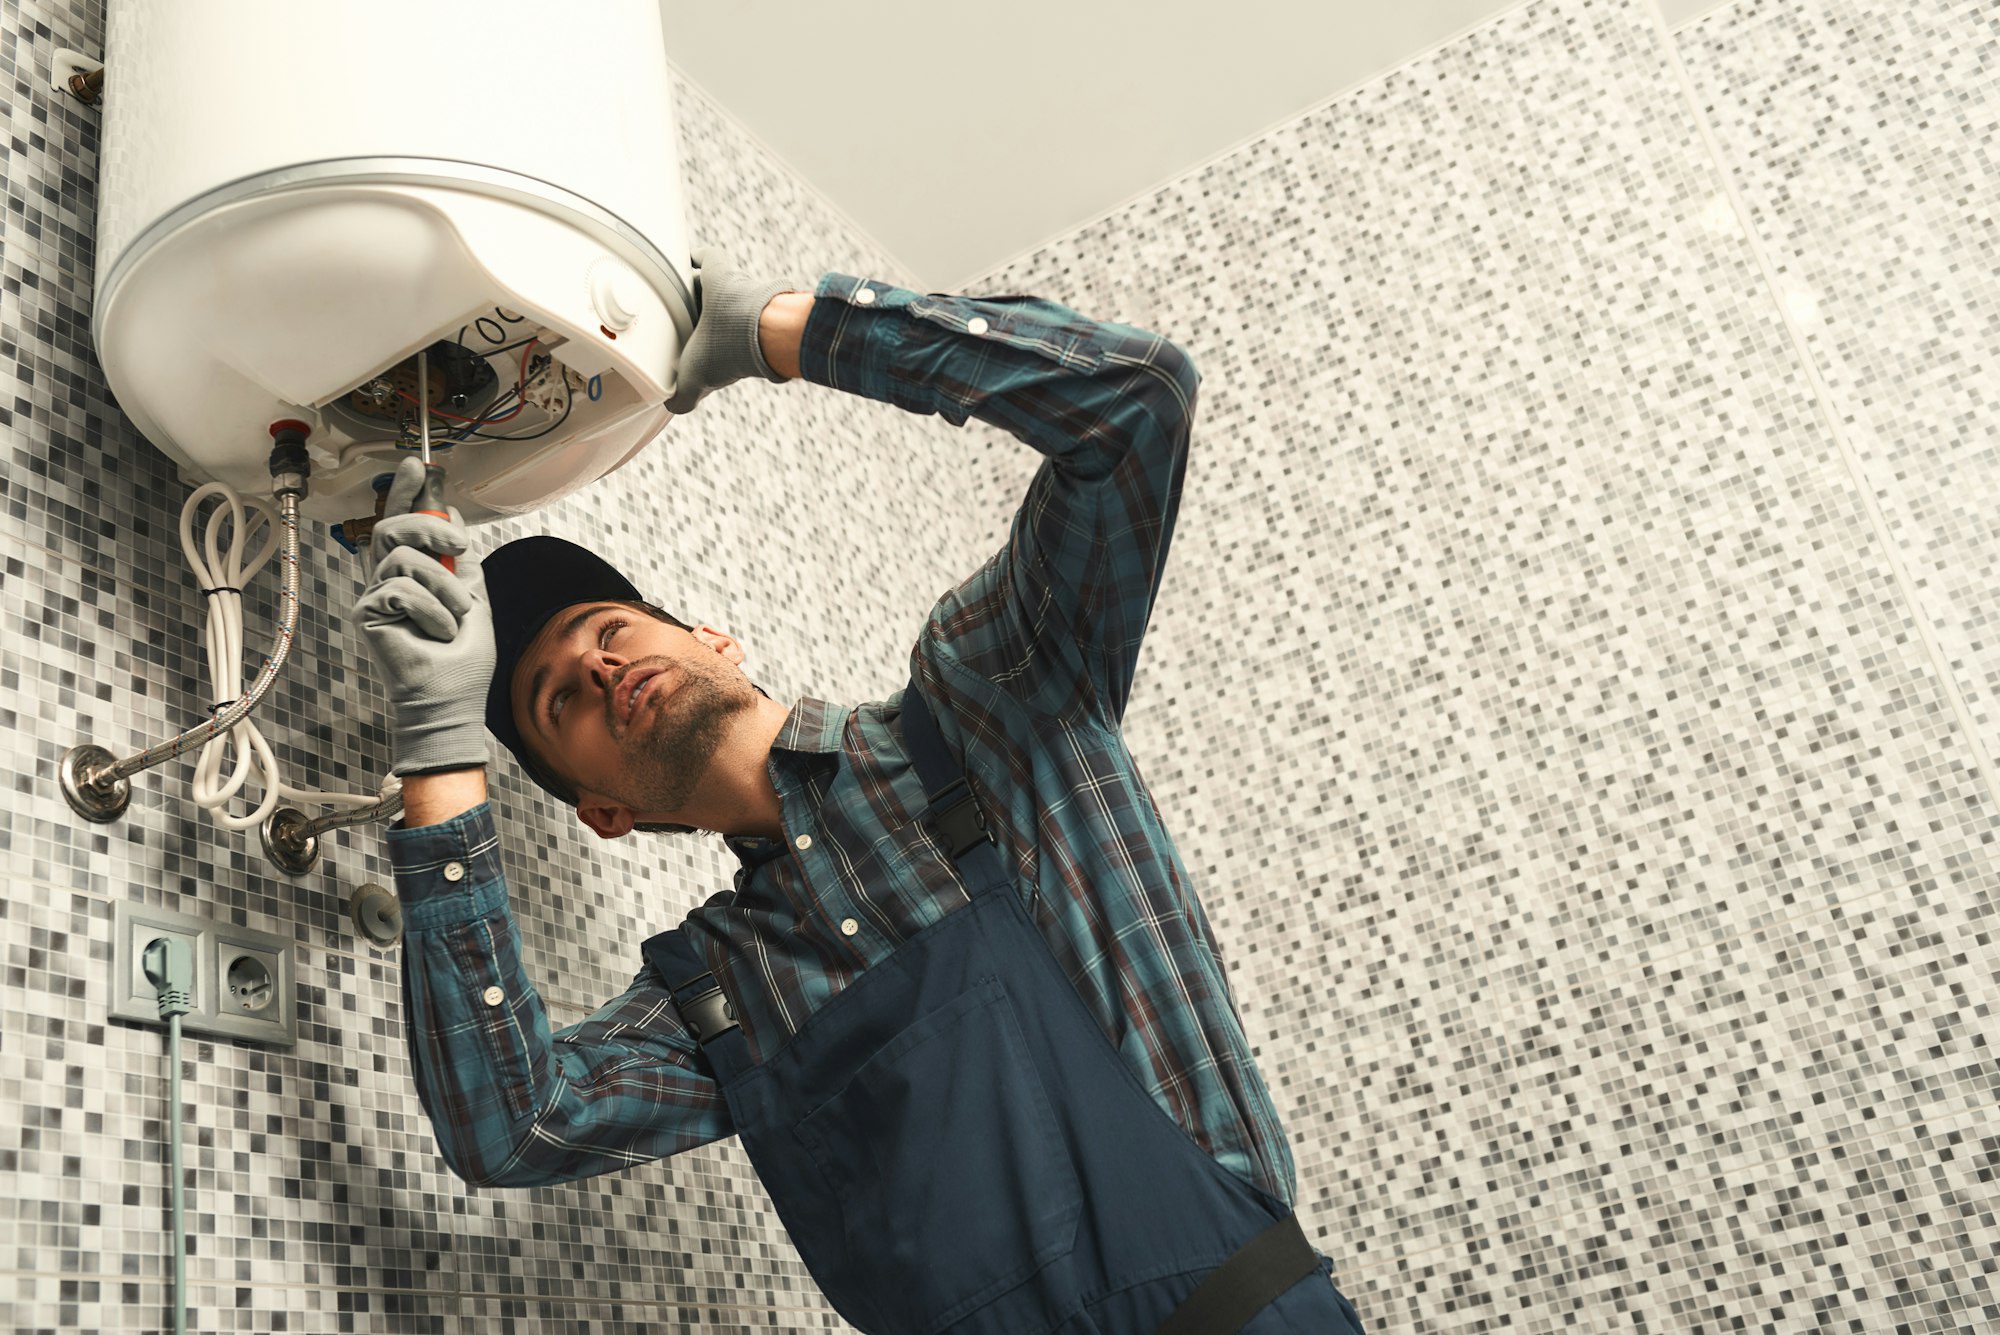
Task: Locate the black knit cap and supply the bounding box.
[481,534,643,802]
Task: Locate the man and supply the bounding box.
[354,247,1366,1334]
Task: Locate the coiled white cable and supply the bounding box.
[179,482,393,830]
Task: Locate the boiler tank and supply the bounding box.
[92,0,695,525]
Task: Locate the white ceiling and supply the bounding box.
[659,0,1735,292]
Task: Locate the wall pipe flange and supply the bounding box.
[349,882,404,948]
[261,806,321,875]
[60,744,132,822]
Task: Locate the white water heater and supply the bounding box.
[92,0,694,528]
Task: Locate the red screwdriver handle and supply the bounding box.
[417,465,456,573]
[417,510,456,574]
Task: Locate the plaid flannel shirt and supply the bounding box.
[389,272,1296,1212]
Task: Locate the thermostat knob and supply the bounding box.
[590,260,645,332]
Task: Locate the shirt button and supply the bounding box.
[840,917,859,937]
[443,861,465,882]
[854,287,875,305]
[966,317,989,334]
[482,986,504,1007]
[794,834,812,850]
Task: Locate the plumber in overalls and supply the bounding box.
[352,245,1368,1334]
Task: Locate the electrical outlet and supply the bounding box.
[208,924,294,1046]
[220,945,280,1015]
[111,901,295,1047]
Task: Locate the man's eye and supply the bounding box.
[550,688,570,725]
[600,619,625,648]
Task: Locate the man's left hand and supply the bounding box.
[663,244,802,415]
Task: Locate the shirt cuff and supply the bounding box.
[385,800,510,929]
[799,271,917,400]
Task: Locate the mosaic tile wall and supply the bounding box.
[3,0,1995,1331]
[945,0,1998,1329]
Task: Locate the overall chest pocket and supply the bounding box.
[792,975,1082,1333]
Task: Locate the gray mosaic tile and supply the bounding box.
[0,877,459,1327]
[7,1275,456,1334]
[6,0,1996,1328]
[1678,0,2000,784]
[450,1294,848,1334]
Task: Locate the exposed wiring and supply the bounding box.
[464,381,575,441]
[449,345,578,441]
[397,339,537,426]
[370,331,572,457]
[444,388,520,443]
[179,483,394,829]
[445,353,549,442]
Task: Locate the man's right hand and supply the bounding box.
[352,457,495,777]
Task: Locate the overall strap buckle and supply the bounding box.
[641,928,742,1049]
[924,777,996,860]
[670,971,740,1045]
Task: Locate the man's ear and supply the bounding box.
[576,795,636,840]
[691,624,747,668]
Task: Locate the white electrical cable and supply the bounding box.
[178,482,394,830]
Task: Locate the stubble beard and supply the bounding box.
[614,655,756,816]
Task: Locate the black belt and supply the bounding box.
[1155,1213,1320,1335]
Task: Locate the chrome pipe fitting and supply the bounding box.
[261,787,405,875]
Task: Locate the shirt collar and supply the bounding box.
[722,693,846,864]
[769,693,848,756]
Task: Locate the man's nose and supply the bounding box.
[586,649,624,698]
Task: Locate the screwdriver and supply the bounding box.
[414,348,456,574]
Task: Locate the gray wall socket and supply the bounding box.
[112,900,296,1047]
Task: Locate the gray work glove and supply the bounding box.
[351,456,495,776]
[662,244,801,415]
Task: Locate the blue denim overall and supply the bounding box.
[643,679,1366,1334]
